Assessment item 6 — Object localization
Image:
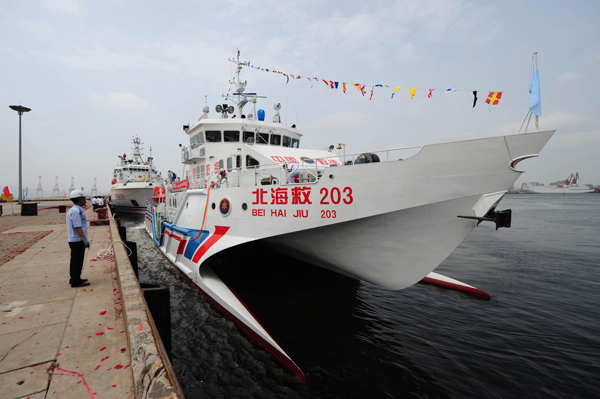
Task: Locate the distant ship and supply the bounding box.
[520,173,595,194]
[108,136,163,212]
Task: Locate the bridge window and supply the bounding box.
[256,132,269,145]
[206,131,222,142]
[243,131,254,143]
[292,138,300,148]
[282,136,291,147]
[224,130,240,142]
[190,133,204,148]
[270,134,281,145]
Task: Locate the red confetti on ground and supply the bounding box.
[95,365,101,370]
[101,356,109,362]
[115,365,123,369]
[99,311,106,315]
[107,327,114,330]
[19,317,25,319]
[112,385,117,387]
[120,348,126,353]
[99,347,106,351]
[96,332,104,336]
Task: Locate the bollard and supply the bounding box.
[140,283,172,359]
[119,225,127,241]
[58,205,66,213]
[21,203,38,216]
[124,240,138,278]
[96,208,107,219]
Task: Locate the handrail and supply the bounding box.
[181,144,424,192]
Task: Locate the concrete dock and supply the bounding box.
[0,202,183,399]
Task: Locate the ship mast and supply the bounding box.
[131,136,144,163]
[532,52,539,131]
[517,52,540,134]
[225,50,266,119]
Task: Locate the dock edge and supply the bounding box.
[109,208,185,399]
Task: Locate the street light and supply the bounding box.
[9,105,32,204]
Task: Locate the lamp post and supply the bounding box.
[9,105,32,204]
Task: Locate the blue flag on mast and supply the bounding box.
[529,68,542,117]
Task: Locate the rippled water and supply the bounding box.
[121,194,600,398]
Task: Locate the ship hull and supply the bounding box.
[520,186,594,194]
[145,130,554,378]
[109,184,154,213]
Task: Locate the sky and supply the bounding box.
[1,0,599,198]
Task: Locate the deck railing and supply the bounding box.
[179,144,424,190]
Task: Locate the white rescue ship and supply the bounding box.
[109,136,163,213]
[145,53,555,380]
[520,173,595,194]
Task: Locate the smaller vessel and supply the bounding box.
[108,136,163,212]
[520,173,595,194]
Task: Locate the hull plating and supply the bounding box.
[145,130,554,377]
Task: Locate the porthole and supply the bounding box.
[211,203,216,210]
[242,203,248,211]
[329,174,334,179]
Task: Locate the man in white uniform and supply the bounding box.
[67,190,91,287]
[285,162,300,184]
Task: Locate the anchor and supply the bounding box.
[457,208,512,230]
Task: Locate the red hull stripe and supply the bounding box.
[191,226,230,263]
[176,239,187,255]
[164,230,183,242]
[420,277,491,300]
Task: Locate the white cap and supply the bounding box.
[70,189,86,199]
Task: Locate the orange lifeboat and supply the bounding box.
[152,186,166,203]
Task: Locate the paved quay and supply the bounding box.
[0,202,182,399]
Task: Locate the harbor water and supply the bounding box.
[121,194,600,398]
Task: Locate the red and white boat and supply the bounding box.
[145,52,554,380]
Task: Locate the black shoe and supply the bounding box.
[71,281,91,287]
[69,279,88,284]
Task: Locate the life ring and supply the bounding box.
[111,178,116,184]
